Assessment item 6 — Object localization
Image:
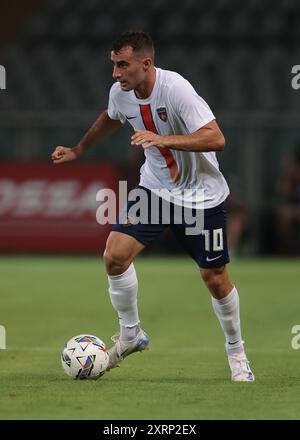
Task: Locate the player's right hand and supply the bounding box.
[51,146,78,164]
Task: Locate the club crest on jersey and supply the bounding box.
[157,107,168,122]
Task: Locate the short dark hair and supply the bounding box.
[112,31,154,58]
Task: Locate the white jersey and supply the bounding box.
[107,67,229,209]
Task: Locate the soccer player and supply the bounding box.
[51,31,254,381]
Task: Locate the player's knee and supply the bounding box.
[103,248,131,275]
[200,266,225,292]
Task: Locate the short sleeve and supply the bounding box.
[169,79,215,133]
[107,84,126,124]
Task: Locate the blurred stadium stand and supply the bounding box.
[0,0,300,254]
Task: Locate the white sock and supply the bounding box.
[211,286,244,355]
[120,324,140,341]
[108,263,140,341]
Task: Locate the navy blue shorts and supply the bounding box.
[112,186,230,268]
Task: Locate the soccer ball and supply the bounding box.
[61,334,109,380]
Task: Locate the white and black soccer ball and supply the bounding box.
[61,334,109,380]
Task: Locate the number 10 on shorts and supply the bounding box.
[202,228,224,252]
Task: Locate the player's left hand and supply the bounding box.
[131,130,165,149]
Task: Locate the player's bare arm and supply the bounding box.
[131,119,225,152]
[51,111,122,164]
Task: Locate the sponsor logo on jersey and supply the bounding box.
[156,107,168,122]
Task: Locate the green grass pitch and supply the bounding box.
[1,256,300,420]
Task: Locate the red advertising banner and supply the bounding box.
[0,162,119,253]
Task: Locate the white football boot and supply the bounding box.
[228,352,255,382]
[106,329,150,372]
